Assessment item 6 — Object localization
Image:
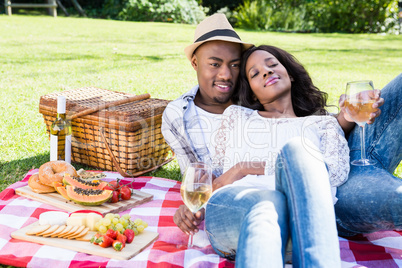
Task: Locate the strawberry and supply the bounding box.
[90,233,102,245]
[98,234,114,248]
[123,229,135,243]
[116,233,127,246]
[106,228,118,240]
[112,240,125,251]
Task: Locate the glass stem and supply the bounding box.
[188,233,194,248]
[360,125,366,160]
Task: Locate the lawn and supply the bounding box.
[0,15,401,192]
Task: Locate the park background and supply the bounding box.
[1,0,401,192]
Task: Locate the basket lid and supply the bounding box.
[39,87,170,131]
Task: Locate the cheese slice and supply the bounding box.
[86,212,103,231]
[66,215,86,226]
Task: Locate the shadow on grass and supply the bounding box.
[0,153,96,191]
[0,153,48,191]
[1,52,167,65]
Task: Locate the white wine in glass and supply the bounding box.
[344,80,377,166]
[180,162,213,248]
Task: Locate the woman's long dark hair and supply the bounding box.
[233,45,329,116]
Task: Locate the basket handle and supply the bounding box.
[99,127,132,177]
[70,93,151,120]
[99,127,175,178]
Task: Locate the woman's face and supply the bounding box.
[245,50,292,105]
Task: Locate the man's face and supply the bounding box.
[191,40,242,106]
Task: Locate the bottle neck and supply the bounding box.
[57,113,67,120]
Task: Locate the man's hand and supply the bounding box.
[339,89,384,125]
[173,205,204,235]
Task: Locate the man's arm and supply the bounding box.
[162,105,197,174]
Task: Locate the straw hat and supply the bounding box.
[184,13,254,61]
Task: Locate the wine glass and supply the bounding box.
[180,162,213,248]
[344,80,377,166]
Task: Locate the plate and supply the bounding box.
[11,221,159,260]
[15,186,153,216]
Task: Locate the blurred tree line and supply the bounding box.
[2,0,400,33]
[233,0,400,33]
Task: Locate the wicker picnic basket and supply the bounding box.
[39,87,173,177]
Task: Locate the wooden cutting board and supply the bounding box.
[15,186,153,216]
[11,221,159,260]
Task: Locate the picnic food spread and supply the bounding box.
[18,157,157,258]
[26,211,92,241]
[27,160,137,207]
[89,213,148,251]
[25,210,149,252]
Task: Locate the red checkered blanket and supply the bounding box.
[0,170,401,267]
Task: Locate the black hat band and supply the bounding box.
[194,29,241,43]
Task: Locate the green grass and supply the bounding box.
[0,15,401,192]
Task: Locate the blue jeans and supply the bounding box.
[205,138,341,268]
[335,73,402,236]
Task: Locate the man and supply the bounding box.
[162,13,253,179]
[162,13,401,241]
[161,13,256,235]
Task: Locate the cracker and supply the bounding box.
[40,225,60,237]
[26,224,51,236]
[75,231,95,242]
[69,227,89,239]
[57,225,73,237]
[60,225,79,238]
[50,225,67,237]
[66,225,85,238]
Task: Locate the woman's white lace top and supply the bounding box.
[212,105,350,204]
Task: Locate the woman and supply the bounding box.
[203,45,350,267]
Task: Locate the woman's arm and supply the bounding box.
[336,89,383,136]
[335,109,356,137]
[320,117,350,187]
[212,161,265,191]
[212,106,265,190]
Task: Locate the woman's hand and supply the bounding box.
[339,89,383,124]
[173,205,205,235]
[212,161,265,191]
[337,89,384,135]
